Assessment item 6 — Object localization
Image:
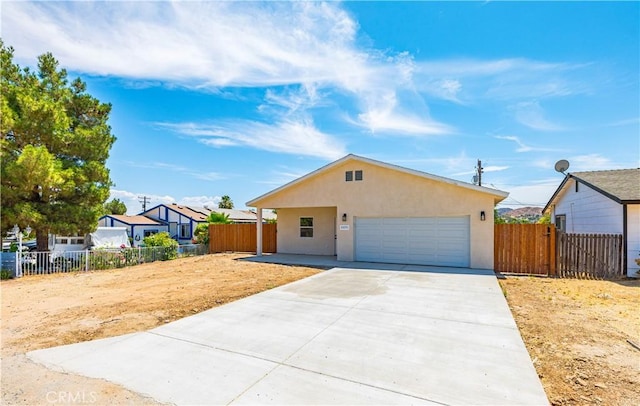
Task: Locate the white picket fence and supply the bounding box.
[1,244,208,278]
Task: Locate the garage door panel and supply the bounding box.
[355,216,469,267]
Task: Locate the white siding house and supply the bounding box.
[141,204,208,244]
[544,168,640,277]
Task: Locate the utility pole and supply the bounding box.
[138,196,151,212]
[476,159,484,186]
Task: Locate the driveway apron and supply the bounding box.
[29,266,549,405]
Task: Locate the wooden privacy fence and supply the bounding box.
[495,224,625,279]
[209,223,277,254]
[494,224,556,275]
[556,233,623,279]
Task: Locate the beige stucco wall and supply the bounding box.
[277,207,337,255]
[254,159,499,269]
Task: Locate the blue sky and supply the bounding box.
[3,1,639,214]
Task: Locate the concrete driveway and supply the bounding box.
[29,265,548,405]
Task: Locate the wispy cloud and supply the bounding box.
[109,189,175,214]
[255,166,311,186]
[512,101,566,131]
[391,151,479,177]
[123,161,226,182]
[180,196,222,207]
[494,135,559,152]
[495,135,533,152]
[3,1,454,142]
[156,119,346,160]
[416,58,590,103]
[3,1,603,155]
[606,117,640,127]
[568,154,616,172]
[3,2,361,87]
[354,95,453,136]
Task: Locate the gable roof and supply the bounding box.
[142,203,210,222]
[543,168,640,213]
[247,154,509,206]
[101,215,164,226]
[141,204,271,223]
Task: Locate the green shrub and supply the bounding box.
[143,232,178,260]
[0,269,12,280]
[207,212,231,224]
[193,223,210,245]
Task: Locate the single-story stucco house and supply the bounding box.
[247,154,509,269]
[543,168,640,277]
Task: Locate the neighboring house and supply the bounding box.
[141,204,208,244]
[98,215,168,247]
[247,154,508,269]
[99,204,276,245]
[543,168,640,277]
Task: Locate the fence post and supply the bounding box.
[85,250,89,271]
[549,226,556,276]
[16,251,22,278]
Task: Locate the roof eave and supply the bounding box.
[542,175,570,214]
[543,173,631,215]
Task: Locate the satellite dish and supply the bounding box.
[554,159,570,174]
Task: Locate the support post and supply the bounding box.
[256,207,263,256]
[549,225,557,276]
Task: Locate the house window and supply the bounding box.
[355,170,363,181]
[345,171,353,181]
[555,215,566,233]
[300,217,314,238]
[575,181,579,192]
[179,224,190,239]
[144,230,158,237]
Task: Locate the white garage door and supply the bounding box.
[355,217,470,267]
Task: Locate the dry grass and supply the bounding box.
[500,276,640,406]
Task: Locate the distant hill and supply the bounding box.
[497,207,544,223]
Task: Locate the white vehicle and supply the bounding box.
[86,227,131,250]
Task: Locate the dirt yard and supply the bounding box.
[499,276,640,406]
[2,254,639,405]
[1,253,320,405]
